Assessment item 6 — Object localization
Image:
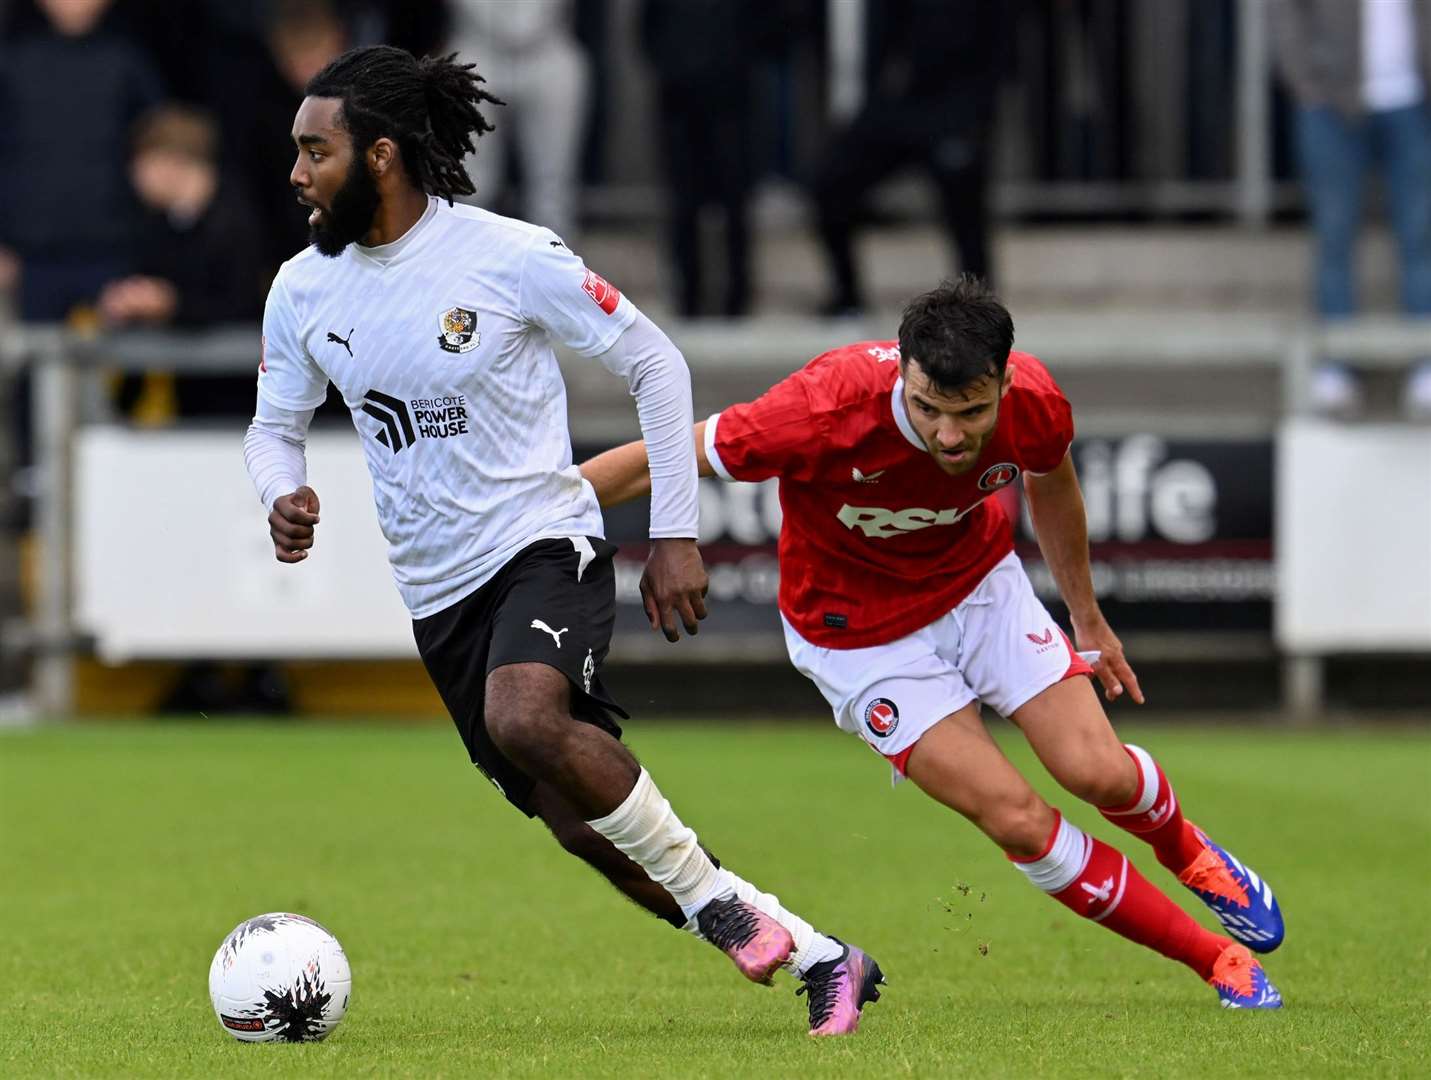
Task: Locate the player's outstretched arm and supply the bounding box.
[1023,453,1144,704]
[580,421,716,508]
[580,439,652,507]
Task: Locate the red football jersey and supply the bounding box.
[707,342,1073,648]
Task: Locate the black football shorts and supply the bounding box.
[412,536,628,815]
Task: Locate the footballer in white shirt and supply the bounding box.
[242,45,881,1035]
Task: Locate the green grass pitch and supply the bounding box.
[2,718,1428,1078]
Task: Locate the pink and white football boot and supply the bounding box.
[696,895,794,985]
[796,940,885,1036]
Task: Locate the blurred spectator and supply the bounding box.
[99,104,265,420]
[639,0,760,318]
[99,94,293,714]
[448,0,589,243]
[809,0,1010,316]
[1269,0,1431,418]
[339,0,448,57]
[0,0,163,321]
[0,0,163,528]
[207,0,349,281]
[102,105,265,329]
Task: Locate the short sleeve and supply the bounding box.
[518,230,637,357]
[256,275,328,411]
[707,370,825,483]
[1014,374,1074,475]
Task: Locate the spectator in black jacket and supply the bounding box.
[640,0,763,318]
[0,0,164,321]
[99,104,266,418]
[204,0,350,284]
[100,105,265,331]
[810,0,1011,316]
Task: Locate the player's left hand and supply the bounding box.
[1073,616,1144,705]
[641,538,709,642]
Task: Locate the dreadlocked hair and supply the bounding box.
[305,45,503,203]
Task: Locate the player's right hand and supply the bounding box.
[269,485,320,563]
[1074,616,1144,705]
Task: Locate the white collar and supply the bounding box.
[353,195,439,266]
[890,375,927,450]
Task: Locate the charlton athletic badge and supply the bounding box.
[437,306,480,353]
[978,462,1020,491]
[864,697,900,739]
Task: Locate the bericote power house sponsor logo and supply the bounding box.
[361,389,470,454]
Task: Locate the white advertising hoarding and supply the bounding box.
[76,428,415,661]
[1276,419,1431,652]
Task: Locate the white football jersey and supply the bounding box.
[258,197,637,618]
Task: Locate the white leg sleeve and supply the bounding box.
[585,769,732,918]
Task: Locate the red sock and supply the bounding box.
[1099,744,1205,874]
[1010,813,1227,980]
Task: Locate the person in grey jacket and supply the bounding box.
[1268,0,1431,417]
[447,0,589,244]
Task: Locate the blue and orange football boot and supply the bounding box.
[1209,943,1283,1009]
[1178,825,1284,953]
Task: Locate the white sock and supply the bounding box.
[1010,813,1089,894]
[682,872,844,975]
[585,768,733,918]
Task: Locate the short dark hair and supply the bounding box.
[305,45,502,203]
[897,275,1015,395]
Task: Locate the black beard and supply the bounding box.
[308,155,381,258]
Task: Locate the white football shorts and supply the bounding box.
[781,552,1093,776]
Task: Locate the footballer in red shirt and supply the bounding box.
[583,277,1286,1010]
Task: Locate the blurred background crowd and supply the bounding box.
[0,0,1426,387]
[0,0,1428,716]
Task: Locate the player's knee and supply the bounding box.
[1083,772,1139,808]
[484,667,568,763]
[985,794,1056,859]
[485,705,564,766]
[1057,751,1137,808]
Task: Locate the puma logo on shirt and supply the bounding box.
[327,328,354,356]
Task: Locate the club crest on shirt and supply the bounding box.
[978,462,1020,491]
[864,697,899,738]
[437,305,480,353]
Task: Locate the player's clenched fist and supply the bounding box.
[269,485,321,563]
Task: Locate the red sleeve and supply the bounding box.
[1010,355,1074,474]
[707,369,825,483]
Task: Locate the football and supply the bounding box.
[207,913,351,1042]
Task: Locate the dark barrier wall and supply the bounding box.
[592,435,1274,641]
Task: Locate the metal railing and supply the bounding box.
[5,314,1427,718]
